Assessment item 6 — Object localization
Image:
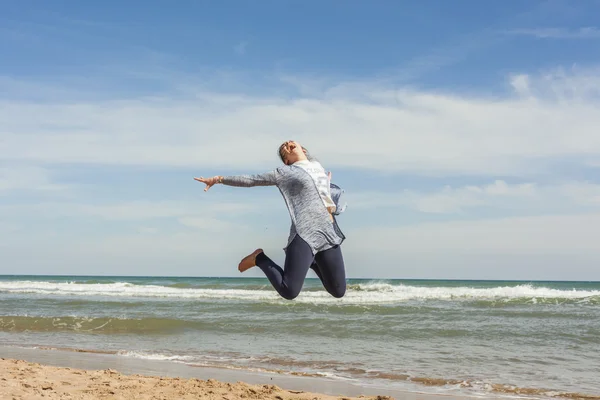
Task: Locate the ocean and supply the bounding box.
[1,275,599,398]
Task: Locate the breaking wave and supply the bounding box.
[0,280,598,305]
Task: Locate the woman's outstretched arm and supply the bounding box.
[194,170,280,191]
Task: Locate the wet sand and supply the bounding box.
[2,357,394,400]
[0,346,483,400]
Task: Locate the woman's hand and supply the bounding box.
[193,176,222,192]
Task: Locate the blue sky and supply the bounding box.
[2,0,600,280]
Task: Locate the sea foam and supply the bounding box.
[1,280,598,305]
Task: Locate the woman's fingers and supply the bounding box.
[193,176,213,191]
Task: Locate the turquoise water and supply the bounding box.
[1,275,599,398]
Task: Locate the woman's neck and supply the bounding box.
[293,154,308,163]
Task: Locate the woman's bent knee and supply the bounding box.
[280,285,302,300]
[281,291,300,300]
[329,283,346,298]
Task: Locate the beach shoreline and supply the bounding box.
[2,276,599,399]
[2,357,375,400]
[2,345,600,400]
[0,346,489,400]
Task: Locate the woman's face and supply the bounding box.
[279,140,304,165]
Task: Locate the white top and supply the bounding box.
[222,163,346,254]
[293,159,336,213]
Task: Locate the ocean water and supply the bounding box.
[1,275,599,398]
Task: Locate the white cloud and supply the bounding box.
[405,180,536,214]
[1,66,600,177]
[3,209,599,279]
[0,218,286,277]
[349,212,600,254]
[509,74,531,97]
[349,180,600,214]
[0,170,598,278]
[76,200,257,220]
[136,226,158,235]
[559,182,600,206]
[0,198,262,224]
[2,65,600,278]
[505,27,600,39]
[587,159,600,168]
[0,166,66,194]
[177,216,248,232]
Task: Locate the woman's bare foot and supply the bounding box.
[238,248,264,272]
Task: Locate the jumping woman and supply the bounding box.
[194,140,347,300]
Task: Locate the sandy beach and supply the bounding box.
[1,357,400,400]
[2,276,599,400]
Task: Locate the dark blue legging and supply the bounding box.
[255,235,346,300]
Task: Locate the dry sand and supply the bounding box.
[1,358,395,400]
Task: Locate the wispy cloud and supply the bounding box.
[351,213,600,256]
[587,159,600,168]
[1,66,600,177]
[0,166,67,194]
[381,0,563,83]
[504,27,600,39]
[177,216,246,232]
[383,28,504,83]
[349,181,600,214]
[4,206,600,278]
[0,199,259,221]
